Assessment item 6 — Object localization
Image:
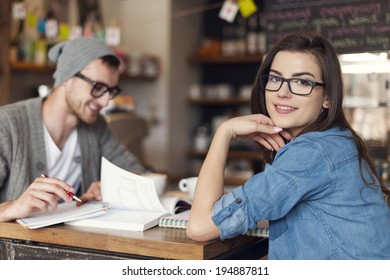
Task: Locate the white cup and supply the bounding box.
[179,177,198,199]
[142,173,167,196]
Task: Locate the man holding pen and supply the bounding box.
[0,37,146,221]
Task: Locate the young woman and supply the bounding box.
[186,31,390,259]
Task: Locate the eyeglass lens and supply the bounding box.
[91,83,120,99]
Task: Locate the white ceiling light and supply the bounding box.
[341,62,390,74]
[339,52,390,73]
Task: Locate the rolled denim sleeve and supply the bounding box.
[212,186,257,240]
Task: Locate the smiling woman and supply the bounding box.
[186,30,390,260]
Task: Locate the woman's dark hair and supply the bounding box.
[250,30,389,196]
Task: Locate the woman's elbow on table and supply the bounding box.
[186,219,220,242]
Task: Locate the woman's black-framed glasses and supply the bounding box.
[74,72,121,99]
[260,75,325,96]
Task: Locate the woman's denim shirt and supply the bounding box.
[212,126,390,259]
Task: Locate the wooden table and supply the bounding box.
[0,221,268,260]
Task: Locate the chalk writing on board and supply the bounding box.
[263,0,390,53]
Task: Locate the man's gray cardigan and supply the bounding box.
[0,97,145,202]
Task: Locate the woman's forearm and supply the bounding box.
[187,123,231,241]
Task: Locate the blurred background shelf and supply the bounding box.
[189,54,263,64]
[186,148,261,160]
[187,97,250,106]
[11,61,55,72]
[10,61,158,81]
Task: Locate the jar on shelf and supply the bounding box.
[194,126,209,151]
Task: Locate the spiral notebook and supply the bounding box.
[159,210,191,229]
[158,210,269,238]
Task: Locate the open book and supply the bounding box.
[66,157,192,231]
[16,201,109,229]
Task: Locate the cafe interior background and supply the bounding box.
[2,0,390,190]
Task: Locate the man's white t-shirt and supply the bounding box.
[43,125,82,194]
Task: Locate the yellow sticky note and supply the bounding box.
[26,12,37,28]
[238,0,258,18]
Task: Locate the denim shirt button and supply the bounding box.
[235,198,242,204]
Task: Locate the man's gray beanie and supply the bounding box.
[48,37,117,88]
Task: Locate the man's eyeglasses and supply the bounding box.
[74,72,121,99]
[260,75,325,96]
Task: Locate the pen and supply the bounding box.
[40,174,82,202]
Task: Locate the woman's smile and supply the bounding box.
[274,103,297,114]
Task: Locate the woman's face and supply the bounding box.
[265,51,329,137]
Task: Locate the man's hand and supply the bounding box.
[0,176,74,222]
[79,181,102,204]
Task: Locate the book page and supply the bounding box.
[159,196,192,214]
[101,157,167,213]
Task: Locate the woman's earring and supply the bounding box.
[323,102,329,109]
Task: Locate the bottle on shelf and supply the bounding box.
[246,13,258,55]
[257,15,267,54]
[221,25,234,56]
[34,39,47,65]
[235,16,247,56]
[193,125,210,152]
[221,15,246,57]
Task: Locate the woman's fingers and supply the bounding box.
[253,135,274,150]
[280,129,293,140]
[253,134,283,151]
[223,114,292,151]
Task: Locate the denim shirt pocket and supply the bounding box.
[269,216,288,240]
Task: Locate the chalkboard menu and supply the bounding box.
[263,0,390,53]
